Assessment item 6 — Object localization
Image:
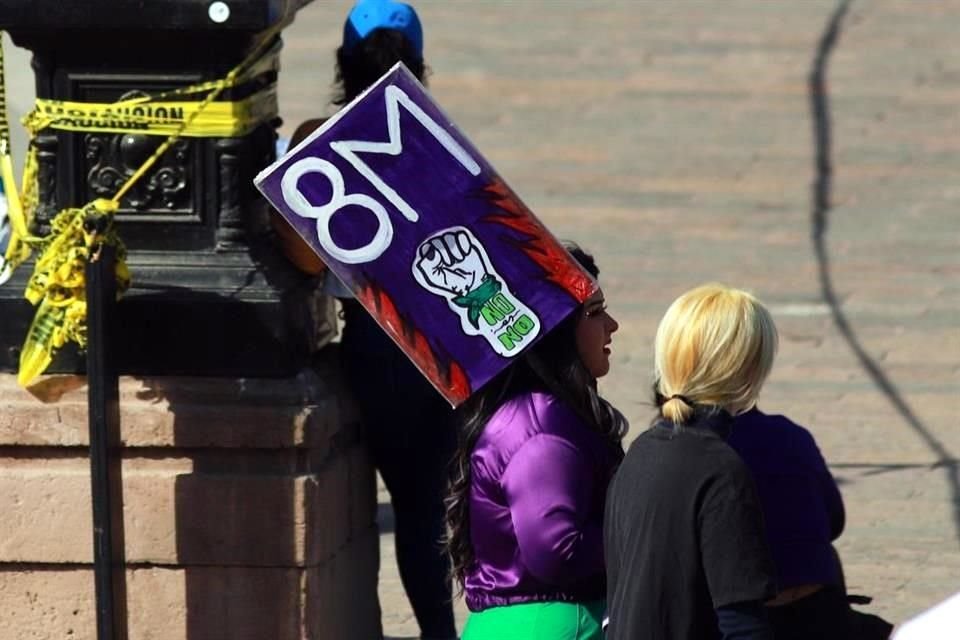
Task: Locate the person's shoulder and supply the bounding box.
[682,429,753,481]
[480,392,589,453]
[529,391,587,434]
[681,441,757,507]
[474,393,577,478]
[734,408,819,448]
[485,392,581,439]
[715,441,755,475]
[696,434,750,472]
[290,118,328,147]
[623,421,734,473]
[615,425,663,478]
[623,421,670,453]
[476,392,544,452]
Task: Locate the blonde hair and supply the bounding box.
[654,283,778,424]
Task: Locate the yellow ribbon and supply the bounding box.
[28,85,277,138]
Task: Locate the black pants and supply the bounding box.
[341,302,458,639]
[769,586,893,640]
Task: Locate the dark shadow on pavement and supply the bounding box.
[832,461,960,478]
[808,0,960,546]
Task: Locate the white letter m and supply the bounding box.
[329,85,482,224]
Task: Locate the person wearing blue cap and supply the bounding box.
[271,3,458,639]
[341,0,424,67]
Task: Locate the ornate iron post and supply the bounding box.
[0,0,325,377]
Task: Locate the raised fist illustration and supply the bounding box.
[411,226,540,349]
[415,230,489,297]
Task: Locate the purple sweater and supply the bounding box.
[727,408,845,590]
[464,392,619,612]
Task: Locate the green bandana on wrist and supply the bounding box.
[452,276,501,329]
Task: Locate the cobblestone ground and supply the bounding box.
[7,1,958,637]
[282,1,959,636]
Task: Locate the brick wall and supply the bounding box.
[0,348,380,640]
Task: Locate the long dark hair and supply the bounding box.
[443,246,628,594]
[333,28,428,106]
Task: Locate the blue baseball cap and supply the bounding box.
[342,0,424,59]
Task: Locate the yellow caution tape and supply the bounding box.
[28,77,278,138]
[1,27,282,386]
[17,199,129,385]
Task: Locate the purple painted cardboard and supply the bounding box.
[255,63,595,406]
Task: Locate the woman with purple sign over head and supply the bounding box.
[271,2,459,639]
[444,245,627,640]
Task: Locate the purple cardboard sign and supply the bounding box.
[255,64,595,406]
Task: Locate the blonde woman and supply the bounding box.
[604,284,778,640]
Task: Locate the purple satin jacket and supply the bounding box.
[464,392,619,612]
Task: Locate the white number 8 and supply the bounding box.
[279,157,394,264]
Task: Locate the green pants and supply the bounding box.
[462,600,605,640]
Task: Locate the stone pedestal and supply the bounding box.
[0,349,381,640]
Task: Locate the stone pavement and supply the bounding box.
[282,0,958,636]
[6,0,959,637]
